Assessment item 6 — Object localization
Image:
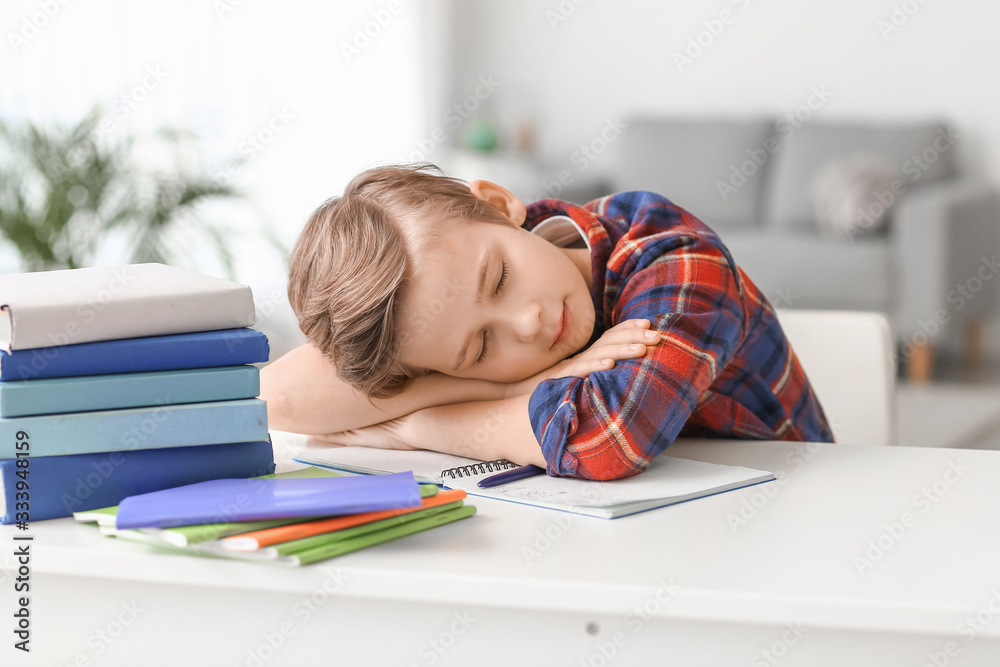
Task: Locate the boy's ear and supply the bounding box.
[468,180,527,227]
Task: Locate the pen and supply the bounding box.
[477,464,546,488]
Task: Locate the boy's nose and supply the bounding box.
[511,301,543,342]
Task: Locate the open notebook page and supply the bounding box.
[445,455,773,507]
[294,445,774,508]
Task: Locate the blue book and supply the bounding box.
[0,398,268,457]
[0,366,260,417]
[0,328,269,381]
[115,472,422,529]
[0,440,275,524]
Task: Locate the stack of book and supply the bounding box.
[0,263,274,523]
[73,468,477,567]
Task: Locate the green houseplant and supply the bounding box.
[0,108,273,277]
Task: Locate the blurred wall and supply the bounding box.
[433,0,1000,363]
[440,0,1000,185]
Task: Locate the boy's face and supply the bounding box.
[396,182,596,382]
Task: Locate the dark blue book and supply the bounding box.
[0,439,275,524]
[0,328,269,381]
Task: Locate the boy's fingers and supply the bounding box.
[615,318,650,330]
[587,343,650,361]
[595,328,662,346]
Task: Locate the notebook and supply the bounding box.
[293,446,775,519]
[115,472,423,529]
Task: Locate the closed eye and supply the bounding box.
[476,332,489,364]
[476,261,509,364]
[495,260,508,294]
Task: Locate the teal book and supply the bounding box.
[0,365,261,417]
[1,398,267,457]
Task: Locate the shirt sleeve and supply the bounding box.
[527,193,749,480]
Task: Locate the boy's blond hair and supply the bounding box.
[288,163,511,399]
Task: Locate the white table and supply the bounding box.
[3,436,1000,666]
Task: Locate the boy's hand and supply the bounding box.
[307,413,421,451]
[504,318,662,399]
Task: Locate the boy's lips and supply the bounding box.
[551,301,571,349]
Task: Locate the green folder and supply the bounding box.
[287,504,477,567]
[97,502,475,567]
[246,500,467,557]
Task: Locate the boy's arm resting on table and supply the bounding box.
[406,394,547,467]
[308,394,546,467]
[312,319,667,470]
[260,343,508,434]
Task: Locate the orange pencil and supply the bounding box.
[217,488,467,551]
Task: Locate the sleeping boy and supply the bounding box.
[260,163,833,481]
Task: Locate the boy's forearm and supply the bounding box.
[406,394,547,468]
[260,344,508,434]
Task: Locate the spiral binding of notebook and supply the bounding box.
[439,458,518,479]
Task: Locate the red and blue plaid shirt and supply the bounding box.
[523,191,834,481]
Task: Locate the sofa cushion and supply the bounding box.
[810,152,898,240]
[612,117,774,230]
[763,121,959,233]
[721,231,892,311]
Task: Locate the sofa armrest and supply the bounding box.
[893,178,1000,339]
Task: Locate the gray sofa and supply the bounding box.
[602,117,1000,379]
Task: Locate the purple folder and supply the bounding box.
[115,472,421,529]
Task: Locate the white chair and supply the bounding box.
[774,309,897,446]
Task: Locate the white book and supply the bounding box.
[0,263,255,352]
[293,445,775,520]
